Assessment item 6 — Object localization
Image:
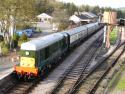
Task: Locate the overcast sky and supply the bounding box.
[58,0,125,8]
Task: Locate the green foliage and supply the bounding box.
[20,33,28,41]
[11,40,18,49]
[116,78,125,90]
[110,28,118,44]
[0,35,4,42]
[13,33,20,41]
[64,3,78,16]
[52,2,69,23]
[58,22,69,31]
[91,6,100,14]
[18,34,29,47]
[35,0,54,14]
[79,5,124,18]
[2,47,9,55]
[117,9,125,18]
[0,41,9,55]
[16,22,33,30]
[0,42,5,47]
[0,41,9,49]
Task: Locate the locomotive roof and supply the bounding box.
[21,33,64,51]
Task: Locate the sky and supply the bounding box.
[58,0,125,8]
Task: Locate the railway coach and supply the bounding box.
[63,22,100,47]
[14,22,103,80]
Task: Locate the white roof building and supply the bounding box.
[37,13,53,22]
[69,15,81,23]
[69,14,92,24]
[82,12,98,19]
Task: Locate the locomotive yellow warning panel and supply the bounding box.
[20,57,35,68]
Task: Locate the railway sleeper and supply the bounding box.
[66,76,79,80]
[67,73,80,76]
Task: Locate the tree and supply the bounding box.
[52,2,69,23]
[117,10,125,18]
[0,0,37,37]
[64,3,78,16]
[35,0,54,14]
[91,6,100,14]
[84,5,90,12]
[79,5,86,12]
[0,0,37,50]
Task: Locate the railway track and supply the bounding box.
[2,79,38,94]
[0,27,104,94]
[1,34,122,94]
[7,82,33,94]
[67,42,125,94]
[50,36,103,94]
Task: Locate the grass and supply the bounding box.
[110,27,118,44]
[116,74,125,90]
[109,66,125,92]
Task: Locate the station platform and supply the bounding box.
[0,68,14,80]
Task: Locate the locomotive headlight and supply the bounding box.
[25,51,29,56]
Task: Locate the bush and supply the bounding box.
[13,33,20,41]
[0,41,5,47]
[0,35,4,42]
[11,40,18,49]
[110,28,118,45]
[4,42,10,49]
[0,41,9,55]
[20,33,28,41]
[18,39,29,47]
[2,47,9,55]
[16,23,32,30]
[0,41,9,49]
[58,22,69,31]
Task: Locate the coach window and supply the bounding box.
[40,49,45,60]
[45,47,49,59]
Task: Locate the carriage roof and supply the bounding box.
[63,22,98,35]
[21,33,64,51]
[63,26,87,35]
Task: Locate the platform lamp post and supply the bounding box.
[103,11,117,49]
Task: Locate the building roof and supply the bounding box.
[69,15,81,23]
[37,13,53,19]
[77,14,89,19]
[82,12,98,18]
[69,14,91,23]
